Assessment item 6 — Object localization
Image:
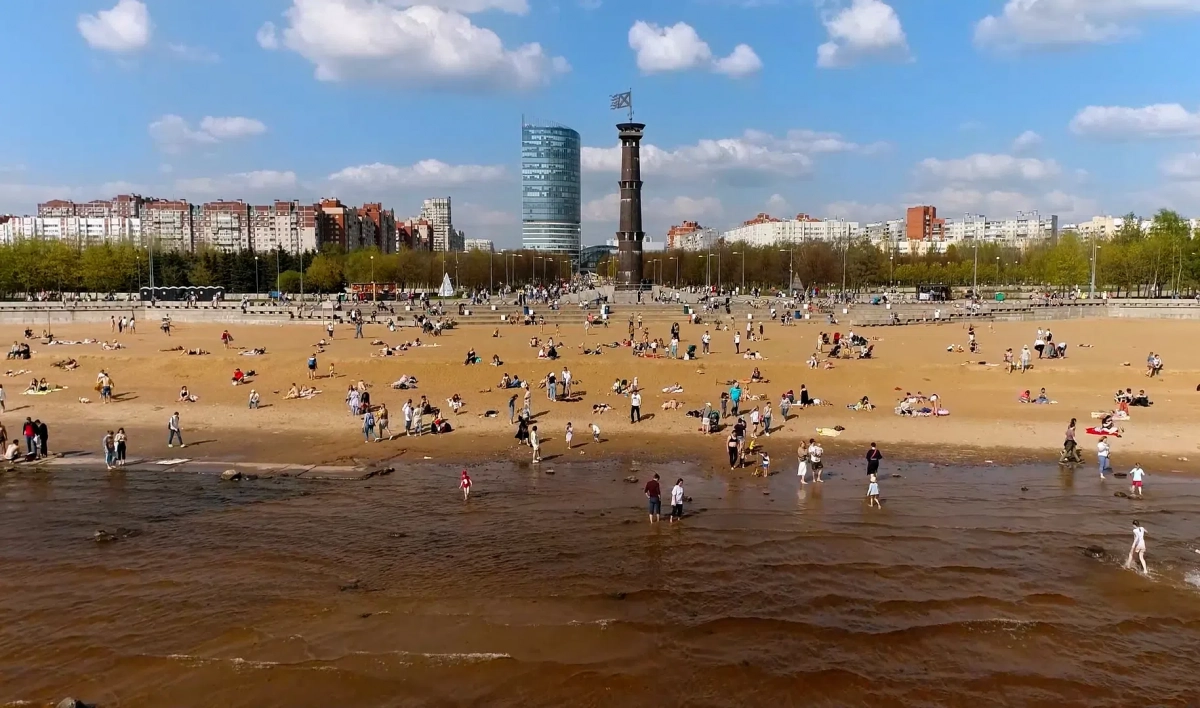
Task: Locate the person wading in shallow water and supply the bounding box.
[1125,520,1148,575]
[644,473,662,524]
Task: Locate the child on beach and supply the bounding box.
[530,425,541,463]
[670,478,685,523]
[866,474,881,508]
[759,450,771,477]
[565,422,573,449]
[307,354,317,380]
[591,423,601,443]
[460,470,472,500]
[1097,436,1111,479]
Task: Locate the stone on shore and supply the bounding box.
[58,698,95,708]
[221,469,241,481]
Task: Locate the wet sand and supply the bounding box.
[3,460,1200,707]
[5,315,1199,468]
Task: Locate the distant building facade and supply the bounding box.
[521,121,581,256]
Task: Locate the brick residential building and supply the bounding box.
[197,200,252,251]
[316,198,362,251]
[905,205,945,241]
[141,199,195,251]
[360,202,397,252]
[250,201,318,253]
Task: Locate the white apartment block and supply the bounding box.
[722,215,862,246]
[420,197,455,252]
[250,201,318,254]
[0,216,142,245]
[865,220,905,245]
[670,226,720,252]
[195,201,251,252]
[463,238,494,252]
[942,215,1059,244]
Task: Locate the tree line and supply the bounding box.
[0,209,1194,297]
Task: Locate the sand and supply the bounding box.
[4,314,1198,471]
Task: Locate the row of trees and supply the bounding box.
[0,210,1195,297]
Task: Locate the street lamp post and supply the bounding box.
[370,254,376,302]
[488,249,494,295]
[995,256,1001,286]
[669,256,678,288]
[730,250,745,293]
[1089,232,1098,298]
[275,248,281,295]
[254,255,260,296]
[779,248,793,295]
[889,253,894,286]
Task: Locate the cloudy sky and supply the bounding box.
[3,0,1200,247]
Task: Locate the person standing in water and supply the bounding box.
[808,439,825,482]
[1125,520,1148,575]
[866,442,882,477]
[530,424,541,463]
[565,422,574,449]
[644,473,662,524]
[670,477,685,524]
[1097,436,1111,479]
[797,441,810,484]
[459,470,472,501]
[1129,463,1146,498]
[866,474,881,508]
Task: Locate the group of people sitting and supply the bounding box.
[285,383,320,399]
[391,375,418,390]
[1145,352,1164,378]
[24,377,54,393]
[498,373,524,389]
[6,342,31,360]
[231,368,255,385]
[1018,388,1053,404]
[895,391,947,416]
[1115,388,1153,412]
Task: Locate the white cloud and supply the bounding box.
[1069,104,1200,139]
[149,115,267,154]
[581,128,880,182]
[1011,130,1043,153]
[816,0,910,68]
[823,200,897,222]
[256,22,280,50]
[392,0,530,12]
[628,21,761,77]
[168,43,220,63]
[78,0,151,53]
[175,171,299,197]
[1161,152,1200,180]
[583,193,723,223]
[765,193,792,214]
[975,0,1200,49]
[905,187,1099,221]
[260,0,568,90]
[328,160,507,187]
[917,153,1061,182]
[198,116,267,140]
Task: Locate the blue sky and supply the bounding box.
[3,0,1200,247]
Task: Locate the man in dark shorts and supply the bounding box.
[644,473,662,524]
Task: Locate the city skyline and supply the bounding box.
[2,1,1200,248]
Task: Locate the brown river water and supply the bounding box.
[3,458,1200,708]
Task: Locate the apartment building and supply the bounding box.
[463,238,494,252]
[38,194,145,219]
[666,220,720,251]
[942,214,1059,244]
[905,206,945,241]
[360,202,397,253]
[141,199,195,251]
[420,197,455,251]
[250,201,318,253]
[398,218,434,251]
[196,200,252,251]
[315,198,362,251]
[722,213,861,246]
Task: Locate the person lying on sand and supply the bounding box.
[52,358,78,370]
[101,341,124,350]
[239,347,267,356]
[592,403,612,413]
[162,346,184,352]
[182,348,209,356]
[661,399,683,410]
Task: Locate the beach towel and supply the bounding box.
[22,386,67,395]
[816,427,842,437]
[1085,426,1121,437]
[1091,411,1129,420]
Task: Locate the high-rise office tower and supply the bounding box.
[521,120,581,257]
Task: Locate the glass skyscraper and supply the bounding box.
[521,121,581,256]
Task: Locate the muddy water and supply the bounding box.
[3,460,1200,707]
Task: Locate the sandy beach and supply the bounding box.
[5,312,1198,472]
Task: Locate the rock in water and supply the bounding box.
[339,578,361,591]
[1114,491,1130,498]
[623,476,638,483]
[58,699,94,708]
[93,530,118,543]
[220,470,242,481]
[1084,545,1105,559]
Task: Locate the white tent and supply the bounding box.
[438,273,455,297]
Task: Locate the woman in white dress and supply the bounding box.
[1125,521,1148,575]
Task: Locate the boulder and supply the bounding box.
[1084,545,1105,559]
[58,699,94,708]
[220,470,242,481]
[623,476,638,483]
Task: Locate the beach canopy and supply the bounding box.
[438,273,455,297]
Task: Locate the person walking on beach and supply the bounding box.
[507,394,517,424]
[866,442,882,477]
[115,427,127,466]
[561,367,572,398]
[522,386,532,420]
[22,417,35,457]
[403,399,414,436]
[546,371,557,401]
[808,439,825,482]
[591,422,601,443]
[727,431,740,470]
[1129,463,1146,498]
[734,331,741,354]
[1097,436,1111,479]
[630,389,642,424]
[326,321,335,339]
[866,474,881,509]
[645,473,662,524]
[362,408,376,443]
[248,389,260,409]
[0,383,7,413]
[376,403,390,440]
[103,430,116,470]
[1020,345,1031,373]
[460,469,472,501]
[702,330,711,355]
[565,422,574,449]
[530,424,541,463]
[167,412,184,448]
[762,402,773,437]
[307,354,317,380]
[1125,520,1148,575]
[670,477,685,524]
[730,383,742,417]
